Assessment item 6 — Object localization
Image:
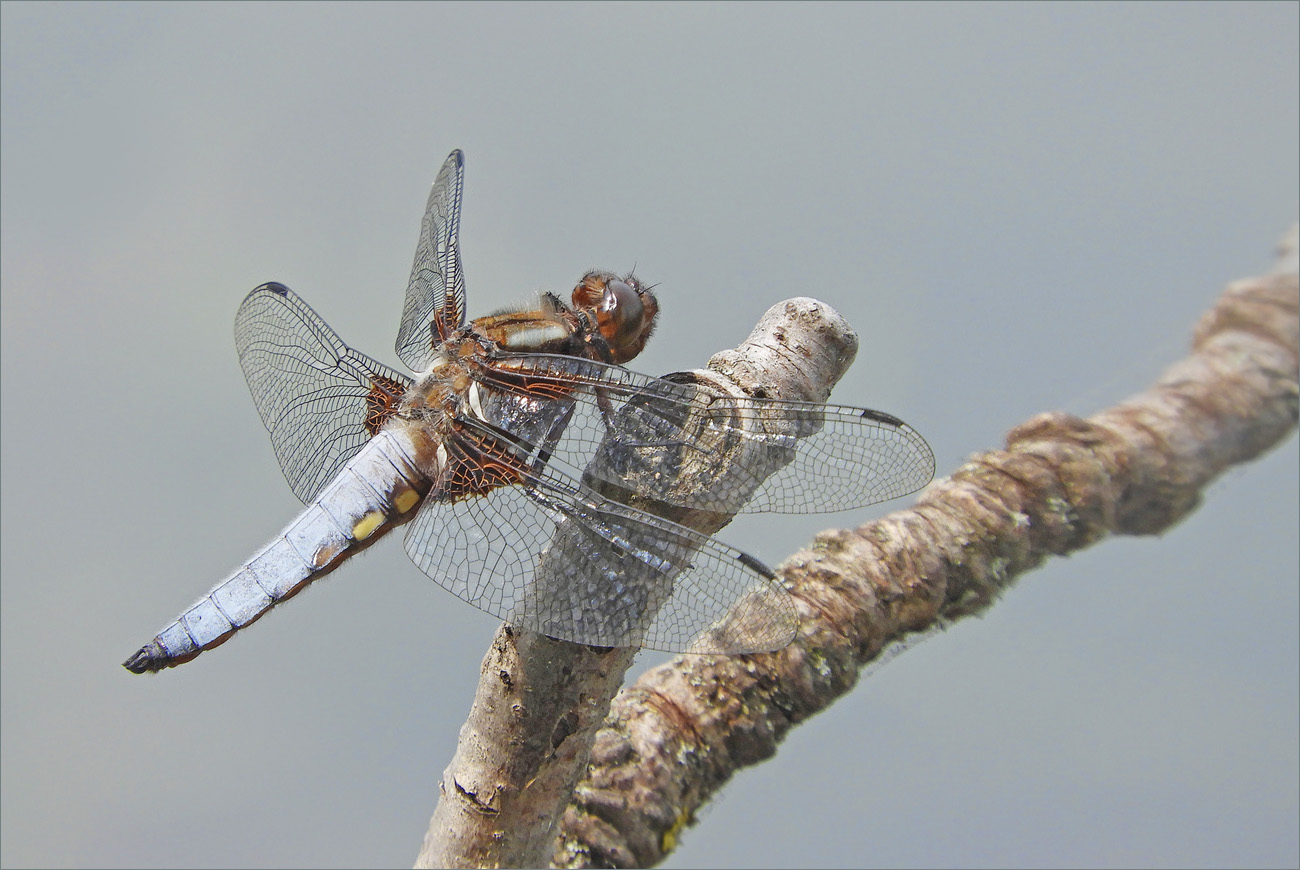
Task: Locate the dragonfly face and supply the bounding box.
[123,150,934,674]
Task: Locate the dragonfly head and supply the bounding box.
[572,270,659,364]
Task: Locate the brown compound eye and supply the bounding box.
[600,279,643,341]
[573,272,659,364]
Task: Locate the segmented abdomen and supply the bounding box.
[122,429,431,673]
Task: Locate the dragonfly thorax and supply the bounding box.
[400,350,473,423]
[458,271,658,366]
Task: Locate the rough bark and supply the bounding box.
[551,225,1300,868]
[416,297,863,868]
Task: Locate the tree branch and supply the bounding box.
[416,298,864,868]
[552,224,1300,868]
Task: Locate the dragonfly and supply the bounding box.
[123,150,935,674]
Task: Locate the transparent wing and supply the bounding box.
[235,282,413,503]
[396,149,466,371]
[403,454,796,654]
[472,352,936,517]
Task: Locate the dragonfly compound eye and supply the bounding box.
[592,276,657,363]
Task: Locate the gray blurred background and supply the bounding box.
[2,3,1296,868]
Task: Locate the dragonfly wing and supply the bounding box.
[723,401,935,512]
[235,282,413,503]
[397,149,466,371]
[402,463,796,654]
[474,353,935,516]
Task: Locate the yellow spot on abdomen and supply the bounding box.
[394,488,420,514]
[352,511,386,540]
